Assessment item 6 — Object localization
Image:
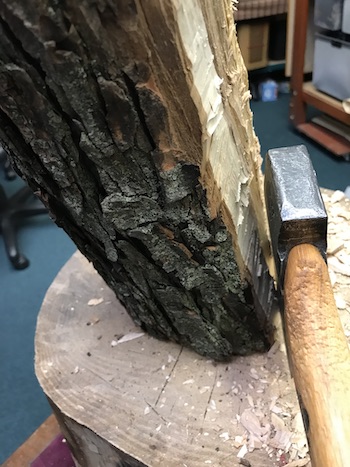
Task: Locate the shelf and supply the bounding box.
[297,122,350,157]
[248,60,285,75]
[302,83,350,126]
[289,0,350,156]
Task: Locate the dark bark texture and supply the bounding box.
[0,0,268,359]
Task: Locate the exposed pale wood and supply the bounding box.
[284,244,350,466]
[0,0,273,360]
[2,415,60,466]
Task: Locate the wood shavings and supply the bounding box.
[111,332,144,346]
[267,340,279,357]
[183,379,194,385]
[219,432,230,441]
[331,190,345,203]
[327,256,350,276]
[271,405,283,414]
[247,394,254,407]
[329,269,337,286]
[284,458,310,467]
[87,298,104,306]
[327,238,344,256]
[271,413,285,431]
[240,409,268,441]
[269,429,292,450]
[335,295,347,309]
[209,399,216,410]
[86,317,100,326]
[237,444,248,458]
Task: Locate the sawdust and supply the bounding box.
[232,189,350,467]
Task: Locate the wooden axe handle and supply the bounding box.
[284,243,350,466]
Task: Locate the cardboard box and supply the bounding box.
[237,21,269,71]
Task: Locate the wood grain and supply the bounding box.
[302,83,350,127]
[284,243,350,466]
[35,251,305,466]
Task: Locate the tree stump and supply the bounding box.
[35,190,350,466]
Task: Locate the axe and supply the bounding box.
[264,145,350,466]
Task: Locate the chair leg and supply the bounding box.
[1,216,29,269]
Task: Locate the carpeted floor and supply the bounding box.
[0,179,76,462]
[1,94,350,462]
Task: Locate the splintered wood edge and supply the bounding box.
[158,0,272,278]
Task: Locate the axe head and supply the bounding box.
[264,145,328,284]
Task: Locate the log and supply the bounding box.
[35,190,350,466]
[0,0,273,359]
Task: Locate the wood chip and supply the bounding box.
[327,256,350,276]
[87,298,104,306]
[247,394,254,407]
[269,429,292,449]
[111,332,144,346]
[331,190,345,203]
[335,295,347,309]
[219,432,230,441]
[237,444,248,458]
[284,458,310,467]
[267,340,279,357]
[271,412,285,431]
[183,379,195,385]
[327,238,344,256]
[240,409,266,439]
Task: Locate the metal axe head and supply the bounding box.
[264,144,328,284]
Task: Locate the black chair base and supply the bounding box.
[0,184,47,269]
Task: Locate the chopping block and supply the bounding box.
[35,189,350,467]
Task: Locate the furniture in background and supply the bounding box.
[0,147,48,269]
[235,0,288,71]
[289,0,350,158]
[234,0,288,21]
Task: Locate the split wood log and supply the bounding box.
[36,190,350,467]
[0,0,274,359]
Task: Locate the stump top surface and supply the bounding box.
[35,190,350,467]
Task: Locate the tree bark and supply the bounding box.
[0,0,273,359]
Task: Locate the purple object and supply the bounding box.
[31,434,75,467]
